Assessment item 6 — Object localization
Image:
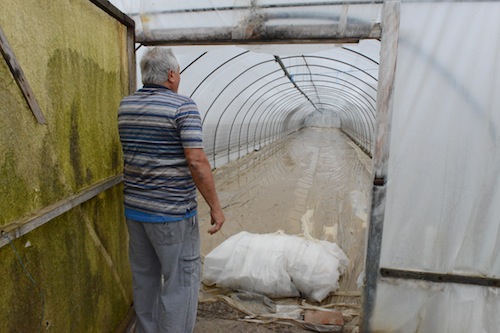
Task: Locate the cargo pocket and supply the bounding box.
[180,255,201,287]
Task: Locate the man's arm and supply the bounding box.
[184,148,225,234]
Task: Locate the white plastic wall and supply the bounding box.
[372,1,500,331]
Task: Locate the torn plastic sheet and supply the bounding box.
[203,231,349,302]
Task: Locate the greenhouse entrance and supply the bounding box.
[121,0,394,330]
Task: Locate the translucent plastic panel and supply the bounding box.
[382,0,500,278]
[373,281,500,332]
[373,1,500,332]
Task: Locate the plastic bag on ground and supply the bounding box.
[203,231,349,302]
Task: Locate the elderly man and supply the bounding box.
[118,47,225,333]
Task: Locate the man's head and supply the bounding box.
[140,47,180,92]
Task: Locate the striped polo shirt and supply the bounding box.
[117,84,204,222]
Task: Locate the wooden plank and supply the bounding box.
[0,26,46,125]
[136,23,381,46]
[0,175,123,249]
[360,1,400,333]
[372,1,400,181]
[127,26,136,94]
[89,0,135,27]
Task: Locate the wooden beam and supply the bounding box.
[0,175,123,249]
[0,26,46,125]
[89,0,135,28]
[127,26,136,94]
[360,1,400,332]
[136,23,381,46]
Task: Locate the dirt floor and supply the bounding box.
[193,127,371,332]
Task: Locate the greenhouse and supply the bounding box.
[0,0,499,332]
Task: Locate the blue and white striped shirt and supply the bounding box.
[118,84,204,222]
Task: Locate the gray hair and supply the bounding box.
[140,47,179,85]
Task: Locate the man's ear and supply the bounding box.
[167,70,175,83]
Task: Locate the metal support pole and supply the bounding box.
[360,1,400,332]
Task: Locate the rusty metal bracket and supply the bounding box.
[381,267,500,288]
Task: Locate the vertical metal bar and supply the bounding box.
[360,1,400,332]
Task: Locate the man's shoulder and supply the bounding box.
[147,89,196,106]
[170,92,196,106]
[121,89,195,105]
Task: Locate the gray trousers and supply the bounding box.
[126,216,201,333]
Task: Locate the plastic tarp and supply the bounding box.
[373,1,500,332]
[203,231,349,302]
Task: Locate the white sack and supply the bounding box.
[203,231,349,302]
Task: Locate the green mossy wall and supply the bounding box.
[0,0,132,331]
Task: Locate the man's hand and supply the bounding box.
[208,208,225,235]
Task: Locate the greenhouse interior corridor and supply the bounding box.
[195,127,371,332]
[1,0,499,332]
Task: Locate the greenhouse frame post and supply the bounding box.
[360,0,400,332]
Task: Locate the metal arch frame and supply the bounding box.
[268,99,310,145]
[207,66,291,164]
[212,70,287,165]
[292,72,376,108]
[178,47,379,165]
[188,57,280,164]
[298,79,376,115]
[300,81,374,150]
[226,64,378,162]
[281,54,379,82]
[236,80,292,156]
[188,50,250,103]
[279,62,377,148]
[247,89,304,147]
[226,77,292,158]
[184,49,377,122]
[241,85,300,154]
[342,44,381,66]
[227,73,375,162]
[248,89,306,152]
[262,97,307,145]
[222,69,374,160]
[267,83,375,149]
[282,62,377,96]
[300,83,375,132]
[266,74,375,150]
[316,99,373,155]
[255,91,312,147]
[234,67,377,156]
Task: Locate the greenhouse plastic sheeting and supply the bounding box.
[373,1,500,332]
